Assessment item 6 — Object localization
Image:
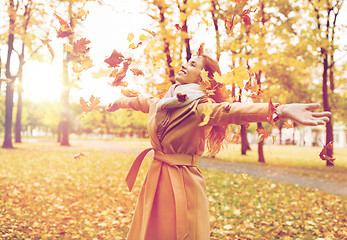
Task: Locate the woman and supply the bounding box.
[107,55,331,240]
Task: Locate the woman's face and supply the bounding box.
[175,56,204,84]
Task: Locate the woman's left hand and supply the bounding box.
[278,103,331,126]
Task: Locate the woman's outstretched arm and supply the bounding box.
[106,94,157,113]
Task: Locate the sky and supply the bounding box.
[1,0,347,105]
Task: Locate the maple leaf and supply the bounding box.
[199,100,213,126]
[109,58,132,87]
[130,68,144,76]
[319,141,336,165]
[142,28,157,37]
[230,66,249,88]
[284,122,294,129]
[72,38,91,56]
[121,89,140,97]
[197,43,205,56]
[241,8,257,26]
[175,24,183,31]
[176,93,188,102]
[80,95,101,113]
[81,56,93,70]
[54,13,73,38]
[104,50,124,68]
[41,39,54,63]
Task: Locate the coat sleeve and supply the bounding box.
[116,94,157,114]
[197,101,278,126]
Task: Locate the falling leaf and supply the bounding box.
[127,33,134,42]
[231,66,248,88]
[54,13,73,38]
[231,134,239,144]
[139,34,146,41]
[129,42,142,49]
[319,141,336,165]
[0,78,12,85]
[41,39,54,63]
[104,50,124,68]
[130,68,144,76]
[170,59,179,67]
[80,56,93,70]
[109,58,132,87]
[121,89,140,97]
[197,43,205,56]
[91,68,113,78]
[176,93,188,102]
[199,100,213,126]
[175,24,183,31]
[72,38,91,56]
[80,95,101,113]
[142,28,157,37]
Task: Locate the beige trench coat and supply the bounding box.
[116,94,272,240]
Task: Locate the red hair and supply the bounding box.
[200,55,231,155]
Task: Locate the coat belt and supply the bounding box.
[125,148,200,240]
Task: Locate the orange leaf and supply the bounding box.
[197,43,205,56]
[79,95,101,113]
[109,58,132,87]
[256,127,269,142]
[54,13,73,38]
[241,172,248,180]
[72,38,91,56]
[130,68,144,76]
[231,133,239,144]
[225,15,235,32]
[104,50,124,68]
[121,89,140,97]
[74,152,89,159]
[176,93,188,102]
[319,141,336,165]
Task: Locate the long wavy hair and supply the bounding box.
[200,54,231,156]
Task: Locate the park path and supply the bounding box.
[70,139,347,197]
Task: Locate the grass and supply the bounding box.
[0,140,346,239]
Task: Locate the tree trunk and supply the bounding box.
[60,55,70,146]
[240,124,250,155]
[322,51,334,166]
[211,0,221,61]
[257,123,265,163]
[15,43,25,143]
[2,0,15,149]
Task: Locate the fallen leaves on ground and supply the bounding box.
[1,142,345,239]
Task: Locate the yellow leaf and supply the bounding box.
[232,66,249,88]
[127,33,134,42]
[272,135,276,144]
[139,34,146,41]
[199,100,213,126]
[202,17,212,26]
[64,43,73,53]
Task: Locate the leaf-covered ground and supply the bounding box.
[0,141,346,239]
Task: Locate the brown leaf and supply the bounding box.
[319,141,336,165]
[54,13,73,38]
[175,24,182,31]
[130,68,144,76]
[284,122,294,129]
[72,38,91,56]
[176,93,188,102]
[197,43,205,56]
[104,50,124,68]
[109,58,132,87]
[142,28,157,37]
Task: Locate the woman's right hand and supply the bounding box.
[106,102,120,112]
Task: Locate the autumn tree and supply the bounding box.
[305,0,345,166]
